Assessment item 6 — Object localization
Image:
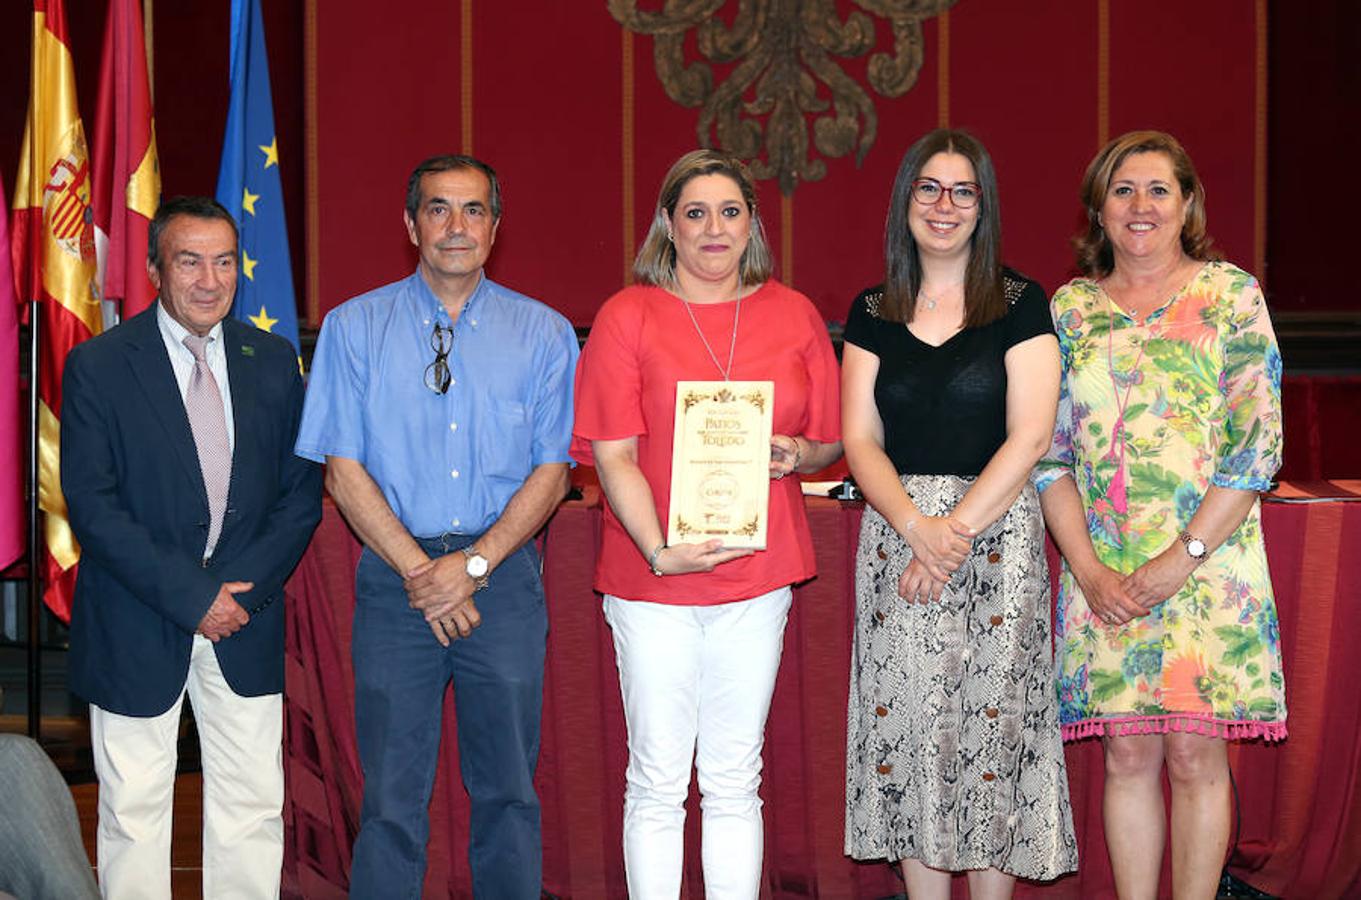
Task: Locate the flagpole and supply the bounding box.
[143,0,154,99]
[26,300,42,740]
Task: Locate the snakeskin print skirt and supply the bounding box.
[844,475,1078,880]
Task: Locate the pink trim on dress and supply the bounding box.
[1062,713,1288,742]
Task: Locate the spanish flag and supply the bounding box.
[11,0,102,623]
[93,0,161,320]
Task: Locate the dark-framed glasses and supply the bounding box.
[424,323,454,395]
[910,177,981,209]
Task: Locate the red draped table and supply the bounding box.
[281,482,1361,899]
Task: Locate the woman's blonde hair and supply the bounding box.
[632,149,774,287]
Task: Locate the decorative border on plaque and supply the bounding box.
[667,380,774,550]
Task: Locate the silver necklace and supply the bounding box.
[917,282,960,312]
[679,289,742,381]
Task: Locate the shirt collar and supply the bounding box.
[156,301,224,350]
[410,269,491,328]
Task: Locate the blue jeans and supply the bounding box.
[347,536,546,900]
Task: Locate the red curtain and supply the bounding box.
[1280,376,1361,481]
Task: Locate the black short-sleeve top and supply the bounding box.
[843,269,1054,477]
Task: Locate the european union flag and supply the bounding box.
[215,0,300,355]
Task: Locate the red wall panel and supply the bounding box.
[949,0,1101,294]
[1107,0,1260,284]
[474,4,625,317]
[309,1,1267,327]
[312,4,466,311]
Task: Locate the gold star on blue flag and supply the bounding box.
[215,0,300,354]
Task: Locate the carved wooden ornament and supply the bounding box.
[611,0,958,195]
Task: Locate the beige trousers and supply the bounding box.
[89,634,283,900]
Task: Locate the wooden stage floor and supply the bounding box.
[70,773,203,898]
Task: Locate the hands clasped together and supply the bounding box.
[405,555,483,647]
[196,581,254,641]
[897,515,976,604]
[1079,543,1198,627]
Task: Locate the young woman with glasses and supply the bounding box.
[841,129,1077,899]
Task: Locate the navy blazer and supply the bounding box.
[61,306,322,716]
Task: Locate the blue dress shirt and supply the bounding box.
[296,271,578,537]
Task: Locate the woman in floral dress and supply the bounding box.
[1035,130,1285,899]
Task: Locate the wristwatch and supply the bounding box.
[462,545,491,592]
[1178,531,1208,562]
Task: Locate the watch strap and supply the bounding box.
[461,545,491,592]
[1178,530,1207,560]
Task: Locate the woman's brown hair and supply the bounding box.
[882,129,1004,327]
[1073,130,1219,277]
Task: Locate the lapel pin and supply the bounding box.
[241,345,255,357]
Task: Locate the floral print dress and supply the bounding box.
[1035,261,1287,741]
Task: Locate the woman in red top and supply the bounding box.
[572,149,841,897]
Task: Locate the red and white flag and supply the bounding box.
[92,0,160,320]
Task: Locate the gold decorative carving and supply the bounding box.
[609,0,958,195]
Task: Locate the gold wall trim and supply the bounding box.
[622,29,635,287]
[937,10,950,128]
[1254,0,1268,284]
[304,0,319,324]
[781,195,793,287]
[1097,0,1109,149]
[461,0,473,154]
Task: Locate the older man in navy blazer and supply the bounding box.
[61,196,321,899]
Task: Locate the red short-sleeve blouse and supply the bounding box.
[571,281,841,604]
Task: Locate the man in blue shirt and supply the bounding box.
[295,155,578,898]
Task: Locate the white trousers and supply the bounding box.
[89,634,283,900]
[603,586,793,900]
